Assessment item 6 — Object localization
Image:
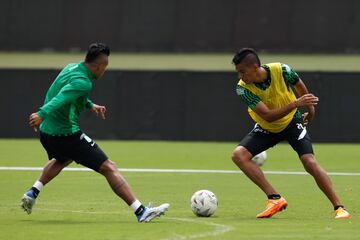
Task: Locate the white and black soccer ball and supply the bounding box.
[190,190,218,217]
[252,151,267,166]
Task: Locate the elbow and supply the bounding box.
[261,114,277,122]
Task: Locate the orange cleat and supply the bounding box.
[256,197,288,218]
[335,207,351,219]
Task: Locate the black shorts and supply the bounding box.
[239,118,314,158]
[40,131,108,172]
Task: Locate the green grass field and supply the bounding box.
[1,52,360,71]
[0,140,359,239]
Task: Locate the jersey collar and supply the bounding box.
[254,65,271,90]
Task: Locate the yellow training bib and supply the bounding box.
[238,62,297,133]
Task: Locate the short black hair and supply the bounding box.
[85,43,110,63]
[232,48,260,66]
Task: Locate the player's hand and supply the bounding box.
[29,113,42,132]
[91,104,106,119]
[295,94,319,107]
[302,105,315,126]
[302,112,314,126]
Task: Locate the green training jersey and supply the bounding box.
[236,63,302,119]
[38,61,96,135]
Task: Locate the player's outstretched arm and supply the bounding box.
[253,93,318,123]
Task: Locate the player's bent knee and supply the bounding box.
[99,159,118,174]
[301,155,319,174]
[304,161,319,173]
[231,146,251,165]
[231,152,240,163]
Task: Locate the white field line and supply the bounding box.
[0,166,360,176]
[163,217,233,240]
[28,208,233,240]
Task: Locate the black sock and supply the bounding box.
[267,194,281,200]
[134,205,146,216]
[334,205,344,210]
[30,187,40,198]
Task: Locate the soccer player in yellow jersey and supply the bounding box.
[231,48,351,219]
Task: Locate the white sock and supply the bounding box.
[129,199,142,213]
[33,180,44,191]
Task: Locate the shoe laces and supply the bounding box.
[146,202,153,208]
[265,199,280,208]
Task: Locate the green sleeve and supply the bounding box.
[85,98,94,109]
[282,64,300,86]
[38,79,92,119]
[236,85,261,109]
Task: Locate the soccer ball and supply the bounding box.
[252,151,267,166]
[190,190,218,217]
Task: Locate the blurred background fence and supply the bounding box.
[1,0,360,53]
[2,69,359,142]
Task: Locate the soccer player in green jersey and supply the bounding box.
[231,48,350,219]
[20,43,169,222]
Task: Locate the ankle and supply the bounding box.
[135,205,146,216]
[130,200,146,217]
[267,194,281,200]
[334,205,344,210]
[26,188,39,199]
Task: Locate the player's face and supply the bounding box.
[235,63,261,83]
[94,56,109,79]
